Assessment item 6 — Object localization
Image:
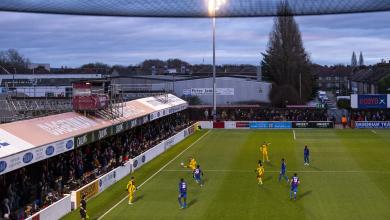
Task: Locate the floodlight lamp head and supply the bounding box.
[208,0,226,16]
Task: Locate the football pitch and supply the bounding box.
[62,129,390,220]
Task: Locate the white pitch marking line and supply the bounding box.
[162,169,390,174]
[293,129,296,140]
[371,130,377,134]
[97,130,211,220]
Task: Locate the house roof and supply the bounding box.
[351,65,390,83]
[314,66,352,77]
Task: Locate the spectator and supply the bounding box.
[1,199,10,219]
[0,110,192,218]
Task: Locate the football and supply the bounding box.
[180,162,184,166]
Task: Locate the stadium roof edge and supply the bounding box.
[1,0,390,17]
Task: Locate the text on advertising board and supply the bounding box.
[358,95,387,109]
[355,121,390,128]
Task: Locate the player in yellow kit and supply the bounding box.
[183,157,197,171]
[255,160,265,185]
[181,157,197,179]
[126,176,137,205]
[260,142,271,162]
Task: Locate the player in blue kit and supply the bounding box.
[178,178,187,209]
[278,158,289,183]
[304,145,310,166]
[194,165,204,187]
[290,173,300,200]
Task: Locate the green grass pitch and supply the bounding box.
[62,129,390,220]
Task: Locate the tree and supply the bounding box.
[181,95,202,105]
[166,59,189,68]
[351,51,357,67]
[261,2,313,106]
[81,62,110,69]
[358,51,364,67]
[0,49,30,69]
[378,75,390,94]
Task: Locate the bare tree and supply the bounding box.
[0,49,30,69]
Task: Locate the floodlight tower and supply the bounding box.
[208,0,225,121]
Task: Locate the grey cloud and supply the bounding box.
[0,11,389,66]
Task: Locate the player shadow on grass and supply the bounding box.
[308,165,322,171]
[297,190,312,200]
[133,195,144,203]
[187,199,197,207]
[263,176,272,183]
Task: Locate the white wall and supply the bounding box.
[26,194,71,220]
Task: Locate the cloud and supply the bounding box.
[0,11,389,67]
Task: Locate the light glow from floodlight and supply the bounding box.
[208,0,226,16]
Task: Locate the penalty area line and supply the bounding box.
[97,130,211,220]
[293,130,296,140]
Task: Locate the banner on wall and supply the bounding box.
[225,121,236,129]
[351,94,390,109]
[292,121,334,128]
[249,122,292,129]
[0,137,74,175]
[75,180,99,209]
[198,121,334,129]
[355,121,390,128]
[184,88,234,96]
[358,95,387,109]
[236,122,249,128]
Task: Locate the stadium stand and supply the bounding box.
[0,111,190,219]
[350,109,390,121]
[0,94,189,219]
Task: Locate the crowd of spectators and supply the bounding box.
[0,111,190,220]
[190,107,329,121]
[350,110,390,121]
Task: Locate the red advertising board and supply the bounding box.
[236,122,249,128]
[213,122,225,128]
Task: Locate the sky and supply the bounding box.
[0,11,389,67]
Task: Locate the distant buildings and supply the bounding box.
[350,62,390,94]
[0,68,106,97]
[110,71,271,104]
[314,55,389,95]
[314,65,352,94]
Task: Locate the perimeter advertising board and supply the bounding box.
[292,122,334,128]
[355,121,390,128]
[249,122,292,129]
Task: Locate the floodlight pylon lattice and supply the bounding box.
[0,0,390,17]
